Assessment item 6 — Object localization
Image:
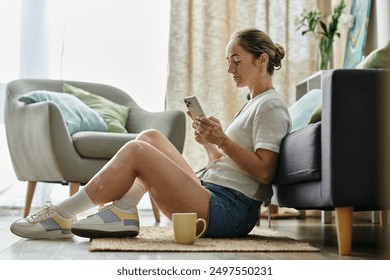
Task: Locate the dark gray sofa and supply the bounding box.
[272,69,390,255]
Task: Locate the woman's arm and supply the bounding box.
[202,142,224,162]
[188,112,223,162]
[194,116,278,184]
[219,137,278,184]
[193,128,224,162]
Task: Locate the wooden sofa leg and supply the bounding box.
[69,182,80,196]
[335,207,353,255]
[24,181,37,218]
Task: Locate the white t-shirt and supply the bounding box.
[201,89,291,201]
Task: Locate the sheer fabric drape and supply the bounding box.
[166,0,318,170]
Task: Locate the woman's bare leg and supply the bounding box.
[135,129,199,182]
[84,129,210,221]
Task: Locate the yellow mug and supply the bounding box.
[172,213,207,245]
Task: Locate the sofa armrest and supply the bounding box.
[321,69,388,208]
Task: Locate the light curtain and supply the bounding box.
[166,0,318,170]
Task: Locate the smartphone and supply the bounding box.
[184,96,205,117]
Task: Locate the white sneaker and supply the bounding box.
[71,204,139,238]
[10,202,76,239]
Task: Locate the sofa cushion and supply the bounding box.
[288,89,322,132]
[63,83,130,133]
[18,90,108,135]
[273,122,321,185]
[356,41,390,69]
[72,131,138,159]
[309,104,322,124]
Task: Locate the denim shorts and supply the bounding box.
[202,181,262,238]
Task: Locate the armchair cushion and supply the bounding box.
[273,122,321,185]
[63,83,130,133]
[18,90,108,135]
[72,131,137,159]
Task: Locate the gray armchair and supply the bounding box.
[4,79,186,221]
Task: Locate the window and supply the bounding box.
[48,0,171,112]
[0,0,21,83]
[0,0,171,208]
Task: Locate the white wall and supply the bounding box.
[375,0,390,47]
[0,83,5,123]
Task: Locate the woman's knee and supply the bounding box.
[136,129,164,144]
[120,139,150,158]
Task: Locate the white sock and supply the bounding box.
[55,187,96,218]
[113,178,147,212]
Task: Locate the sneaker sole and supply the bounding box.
[10,226,74,239]
[71,227,139,238]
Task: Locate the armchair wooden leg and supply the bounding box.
[380,210,389,225]
[69,182,80,196]
[150,194,160,223]
[24,181,37,218]
[335,207,353,255]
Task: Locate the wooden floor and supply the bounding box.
[0,207,389,260]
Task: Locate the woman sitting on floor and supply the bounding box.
[10,28,291,240]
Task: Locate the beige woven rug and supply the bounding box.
[89,226,319,252]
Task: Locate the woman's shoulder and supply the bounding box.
[252,89,288,109]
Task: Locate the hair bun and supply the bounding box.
[275,43,285,61]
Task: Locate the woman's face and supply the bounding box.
[225,39,261,88]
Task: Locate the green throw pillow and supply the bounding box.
[309,104,322,124]
[18,90,108,135]
[63,83,130,133]
[356,41,390,69]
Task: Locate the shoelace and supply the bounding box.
[85,203,111,218]
[29,201,55,222]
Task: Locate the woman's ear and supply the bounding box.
[256,53,268,71]
[260,53,269,64]
[255,56,263,69]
